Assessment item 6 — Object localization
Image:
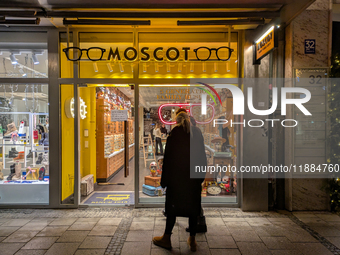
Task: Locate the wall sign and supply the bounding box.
[65,97,88,119]
[305,39,315,54]
[253,26,278,65]
[111,110,128,122]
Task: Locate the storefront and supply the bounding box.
[0,0,321,209]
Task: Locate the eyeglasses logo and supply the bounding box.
[63,46,234,62]
[193,47,234,61]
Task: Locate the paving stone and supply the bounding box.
[244,218,271,226]
[210,249,241,255]
[30,218,55,225]
[270,250,303,255]
[79,236,111,249]
[15,250,47,255]
[252,226,285,237]
[89,225,117,236]
[298,217,328,226]
[68,222,97,231]
[222,218,246,222]
[294,243,334,255]
[19,223,49,232]
[75,249,106,255]
[75,218,101,223]
[45,242,80,255]
[205,218,224,225]
[2,219,32,227]
[155,217,167,226]
[260,237,296,250]
[36,226,69,237]
[126,230,153,242]
[206,235,237,248]
[49,218,77,226]
[326,236,340,248]
[310,226,340,237]
[179,241,210,255]
[3,231,39,243]
[231,230,262,242]
[0,243,25,255]
[57,231,90,243]
[0,226,20,236]
[205,225,230,236]
[283,229,318,243]
[151,247,180,255]
[225,221,253,232]
[121,241,151,255]
[130,221,155,231]
[133,217,155,222]
[96,218,122,226]
[21,237,58,250]
[178,227,206,242]
[316,214,340,222]
[237,242,271,255]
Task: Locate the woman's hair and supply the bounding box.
[155,123,159,129]
[176,112,190,133]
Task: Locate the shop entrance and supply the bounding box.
[79,84,134,205]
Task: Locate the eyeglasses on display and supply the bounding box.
[63,47,106,61]
[193,46,234,61]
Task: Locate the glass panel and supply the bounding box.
[60,32,74,78]
[78,33,134,79]
[139,84,237,204]
[0,84,49,204]
[61,84,75,204]
[79,84,135,206]
[0,32,48,78]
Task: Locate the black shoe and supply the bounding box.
[26,150,37,159]
[9,148,19,158]
[36,153,43,164]
[7,164,16,180]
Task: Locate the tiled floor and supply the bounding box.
[0,208,339,254]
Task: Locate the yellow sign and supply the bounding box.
[255,26,274,61]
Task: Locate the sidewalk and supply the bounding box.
[0,208,339,255]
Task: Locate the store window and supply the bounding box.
[139,85,237,204]
[0,32,48,78]
[0,84,49,204]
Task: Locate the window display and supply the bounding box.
[0,84,49,204]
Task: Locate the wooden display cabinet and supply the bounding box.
[96,98,135,183]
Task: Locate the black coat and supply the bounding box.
[161,125,207,217]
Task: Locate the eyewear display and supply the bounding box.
[193,46,234,61]
[63,47,106,61]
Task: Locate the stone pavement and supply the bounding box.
[0,208,339,255]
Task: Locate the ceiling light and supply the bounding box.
[32,53,39,65]
[19,69,27,77]
[119,63,124,72]
[107,63,113,72]
[10,53,17,65]
[93,62,98,72]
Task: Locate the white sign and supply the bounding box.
[111,110,128,122]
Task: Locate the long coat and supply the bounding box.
[161,125,207,217]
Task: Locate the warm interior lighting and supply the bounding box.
[178,62,182,72]
[202,62,206,72]
[214,63,218,72]
[119,63,124,72]
[166,63,170,72]
[143,63,147,72]
[255,26,274,44]
[190,62,194,72]
[155,63,159,73]
[107,63,113,72]
[93,62,99,72]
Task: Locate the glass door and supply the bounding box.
[78,84,135,206]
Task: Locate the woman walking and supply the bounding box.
[153,111,207,251]
[154,123,163,155]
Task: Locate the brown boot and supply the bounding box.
[187,236,197,252]
[153,234,172,250]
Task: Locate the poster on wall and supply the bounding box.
[111,110,128,122]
